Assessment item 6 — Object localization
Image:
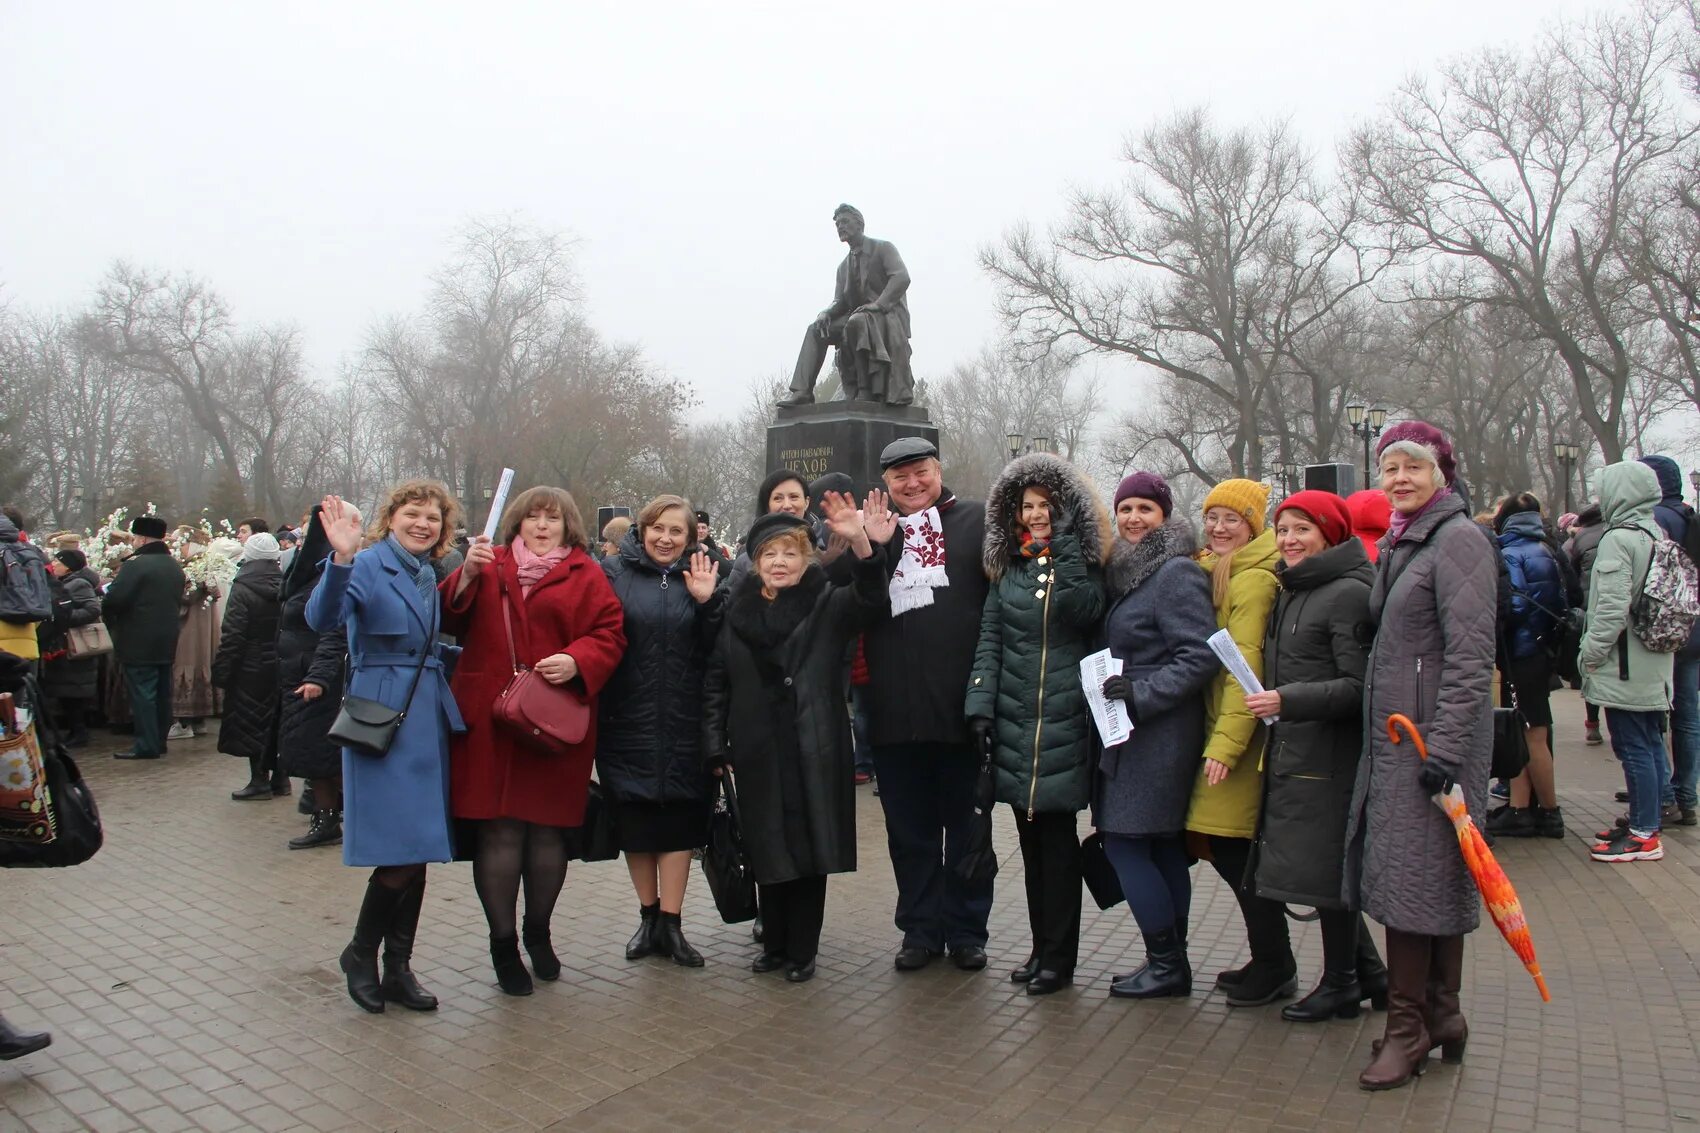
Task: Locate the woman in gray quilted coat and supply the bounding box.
[965,453,1109,996]
[1344,421,1496,1091]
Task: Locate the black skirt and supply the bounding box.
[612,797,711,853]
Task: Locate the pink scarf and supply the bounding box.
[1386,485,1451,544]
[510,539,571,596]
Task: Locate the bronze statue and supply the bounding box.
[779,204,913,406]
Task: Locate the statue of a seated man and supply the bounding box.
[778,204,914,407]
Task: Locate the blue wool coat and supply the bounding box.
[306,541,465,867]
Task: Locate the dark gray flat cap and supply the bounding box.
[879,437,939,471]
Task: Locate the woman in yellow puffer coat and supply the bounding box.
[1184,479,1294,1008]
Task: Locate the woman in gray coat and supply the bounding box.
[1243,491,1386,1023]
[1093,473,1219,999]
[1344,422,1496,1091]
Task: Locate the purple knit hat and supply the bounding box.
[1114,471,1174,517]
[1375,420,1456,486]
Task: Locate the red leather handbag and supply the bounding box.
[492,578,589,757]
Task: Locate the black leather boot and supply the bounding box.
[0,1015,52,1060]
[1224,958,1299,1007]
[626,903,659,961]
[380,875,438,1011]
[1109,928,1191,999]
[1010,955,1039,983]
[1284,909,1366,1021]
[270,768,291,797]
[232,756,270,800]
[656,911,704,968]
[288,809,343,850]
[522,917,561,981]
[490,935,534,996]
[340,876,406,1013]
[1356,916,1389,1010]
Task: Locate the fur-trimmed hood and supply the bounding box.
[982,453,1112,580]
[1104,517,1199,600]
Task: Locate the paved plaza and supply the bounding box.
[3,690,1698,1132]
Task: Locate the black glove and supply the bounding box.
[1416,761,1455,795]
[1102,674,1134,705]
[968,716,994,745]
[1049,506,1074,536]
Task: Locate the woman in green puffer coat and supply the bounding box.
[965,452,1109,996]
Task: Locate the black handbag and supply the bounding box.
[328,605,436,758]
[1492,683,1531,782]
[0,680,103,868]
[576,781,619,862]
[952,733,1000,887]
[702,773,759,924]
[1080,832,1125,910]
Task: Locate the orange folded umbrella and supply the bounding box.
[1387,713,1552,1003]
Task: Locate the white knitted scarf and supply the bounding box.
[889,506,949,615]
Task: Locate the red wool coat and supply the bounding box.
[442,545,626,827]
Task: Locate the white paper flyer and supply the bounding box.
[1079,648,1133,747]
[1207,628,1278,723]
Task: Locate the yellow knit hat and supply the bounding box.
[1202,478,1271,536]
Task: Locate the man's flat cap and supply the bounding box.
[879,437,939,471]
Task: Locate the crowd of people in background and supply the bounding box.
[2,427,1697,1096]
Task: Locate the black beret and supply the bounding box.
[878,437,939,471]
[130,515,168,539]
[745,513,810,557]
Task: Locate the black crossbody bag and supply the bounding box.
[328,602,437,758]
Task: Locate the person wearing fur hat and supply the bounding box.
[1183,478,1292,1006]
[702,492,894,982]
[214,533,287,801]
[102,515,187,760]
[1344,420,1497,1090]
[1242,491,1387,1023]
[964,453,1109,995]
[1095,472,1219,1000]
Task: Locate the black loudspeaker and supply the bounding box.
[595,505,632,533]
[1303,463,1360,496]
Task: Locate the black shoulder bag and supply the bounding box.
[328,603,437,758]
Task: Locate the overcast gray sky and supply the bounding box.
[2,0,1601,420]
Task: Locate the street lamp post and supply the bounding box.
[1279,461,1300,498]
[1690,469,1700,509]
[1552,442,1581,515]
[1005,432,1053,459]
[1346,405,1387,492]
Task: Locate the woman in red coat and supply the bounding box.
[442,485,626,996]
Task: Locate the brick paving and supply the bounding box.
[3,689,1698,1132]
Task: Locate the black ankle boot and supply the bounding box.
[232,756,270,800]
[380,876,438,1011]
[490,935,533,996]
[657,911,704,968]
[626,903,660,961]
[1282,970,1364,1021]
[1110,928,1191,999]
[341,877,407,1013]
[288,809,343,850]
[1357,937,1389,1010]
[270,769,291,797]
[522,917,561,981]
[0,1014,52,1060]
[1224,958,1298,1007]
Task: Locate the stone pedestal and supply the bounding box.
[766,401,939,495]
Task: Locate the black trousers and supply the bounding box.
[121,663,174,757]
[1013,808,1081,976]
[871,742,994,952]
[1206,835,1292,966]
[757,875,828,965]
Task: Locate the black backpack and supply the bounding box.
[0,542,53,625]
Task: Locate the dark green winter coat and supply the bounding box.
[965,453,1110,816]
[1253,538,1373,909]
[102,542,187,666]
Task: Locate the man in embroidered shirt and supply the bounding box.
[861,437,994,971]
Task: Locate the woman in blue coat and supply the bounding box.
[308,482,466,1015]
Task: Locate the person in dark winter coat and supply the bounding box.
[965,453,1109,995]
[309,483,467,1016]
[1345,422,1497,1091]
[861,437,995,973]
[703,495,892,982]
[1639,455,1700,824]
[215,534,285,801]
[1488,495,1569,839]
[38,550,102,747]
[1241,491,1386,1023]
[694,510,732,570]
[722,469,815,594]
[1094,472,1218,1001]
[102,515,187,760]
[599,495,723,968]
[277,505,349,850]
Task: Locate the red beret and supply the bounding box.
[1274,490,1354,549]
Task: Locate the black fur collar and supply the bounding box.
[729,565,827,652]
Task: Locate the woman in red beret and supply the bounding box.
[1242,491,1387,1022]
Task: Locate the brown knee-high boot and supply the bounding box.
[1426,933,1467,1063]
[1359,928,1432,1091]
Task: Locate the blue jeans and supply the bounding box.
[1663,656,1699,810]
[1607,708,1668,834]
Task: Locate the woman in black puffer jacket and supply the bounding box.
[214,535,284,802]
[275,506,348,850]
[1244,490,1387,1024]
[598,494,724,967]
